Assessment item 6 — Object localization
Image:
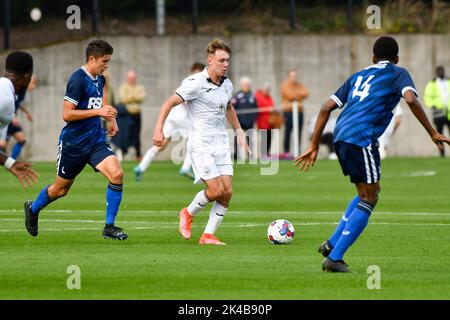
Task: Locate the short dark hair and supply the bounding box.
[5,51,33,75]
[191,62,205,72]
[373,36,399,61]
[85,40,114,62]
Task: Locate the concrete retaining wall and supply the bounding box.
[2,34,449,161]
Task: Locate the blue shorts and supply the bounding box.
[334,141,380,184]
[6,123,23,140]
[56,142,116,180]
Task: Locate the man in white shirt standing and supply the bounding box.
[0,51,38,187]
[153,39,249,245]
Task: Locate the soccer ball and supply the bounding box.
[267,219,295,244]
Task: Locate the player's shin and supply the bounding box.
[187,190,210,216]
[105,182,123,225]
[204,201,228,235]
[31,185,53,215]
[328,200,374,261]
[328,195,360,247]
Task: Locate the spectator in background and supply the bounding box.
[424,66,450,157]
[119,70,146,160]
[280,69,309,159]
[255,82,275,158]
[102,71,125,160]
[103,71,115,106]
[231,76,257,160]
[307,114,337,160]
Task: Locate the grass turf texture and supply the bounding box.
[0,158,449,299]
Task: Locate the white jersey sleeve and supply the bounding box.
[226,81,234,105]
[175,76,201,102]
[0,78,15,131]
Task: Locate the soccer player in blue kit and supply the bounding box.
[24,40,128,240]
[295,36,450,272]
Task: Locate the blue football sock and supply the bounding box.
[31,185,53,215]
[329,200,374,262]
[11,141,26,159]
[106,183,123,225]
[329,195,360,247]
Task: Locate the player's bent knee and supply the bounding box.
[109,169,124,183]
[360,194,378,205]
[207,188,223,201]
[223,188,233,201]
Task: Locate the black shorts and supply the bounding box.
[6,123,23,140]
[335,141,381,184]
[56,142,116,180]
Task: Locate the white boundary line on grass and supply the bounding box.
[0,219,449,233]
[1,209,450,216]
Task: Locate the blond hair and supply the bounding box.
[206,38,232,55]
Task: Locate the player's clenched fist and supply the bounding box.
[152,129,165,147]
[99,105,117,120]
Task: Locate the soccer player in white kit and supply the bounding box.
[378,104,402,159]
[0,51,38,187]
[134,63,206,181]
[153,39,249,245]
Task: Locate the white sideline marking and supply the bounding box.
[405,171,436,177]
[1,209,450,216]
[0,220,448,233]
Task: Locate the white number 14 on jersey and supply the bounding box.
[352,75,374,101]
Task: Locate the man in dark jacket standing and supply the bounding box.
[231,76,257,160]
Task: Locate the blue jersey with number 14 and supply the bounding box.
[331,61,417,147]
[60,66,106,152]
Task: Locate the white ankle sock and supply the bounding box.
[187,190,210,216]
[204,201,228,235]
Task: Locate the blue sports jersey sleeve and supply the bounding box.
[64,74,83,106]
[331,75,354,108]
[393,68,418,97]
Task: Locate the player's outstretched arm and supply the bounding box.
[152,94,183,147]
[226,104,251,154]
[404,90,450,151]
[294,98,338,172]
[19,105,33,122]
[0,150,38,188]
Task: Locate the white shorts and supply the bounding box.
[190,146,233,184]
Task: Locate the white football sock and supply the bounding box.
[187,190,210,216]
[204,201,228,235]
[180,152,192,172]
[138,146,159,172]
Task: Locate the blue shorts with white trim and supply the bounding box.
[334,141,381,184]
[56,142,116,180]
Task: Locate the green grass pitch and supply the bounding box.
[1,158,449,299]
